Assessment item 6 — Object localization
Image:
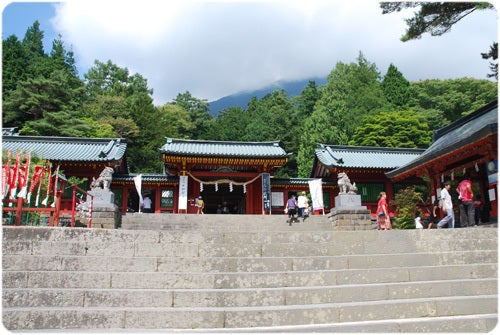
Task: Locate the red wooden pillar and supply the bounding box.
[14,197,25,226]
[154,186,161,213]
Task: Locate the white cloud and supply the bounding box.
[51,0,498,105]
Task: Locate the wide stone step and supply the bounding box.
[4,227,497,249]
[3,250,497,272]
[3,232,497,258]
[4,278,496,308]
[121,213,334,231]
[4,263,497,290]
[179,314,498,333]
[3,295,496,330]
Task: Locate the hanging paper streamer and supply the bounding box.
[185,171,262,195]
[451,171,454,180]
[229,182,233,192]
[215,182,218,192]
[463,168,466,175]
[441,174,444,183]
[475,163,479,172]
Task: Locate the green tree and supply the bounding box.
[380,2,493,41]
[481,42,498,80]
[296,108,334,177]
[82,60,160,172]
[391,186,423,229]
[156,103,195,139]
[212,107,249,141]
[381,2,497,79]
[350,110,431,148]
[408,78,497,126]
[2,35,28,94]
[173,91,214,139]
[2,22,88,136]
[295,80,322,119]
[82,95,139,138]
[3,70,88,136]
[297,52,388,176]
[21,20,45,57]
[84,59,152,98]
[381,63,410,108]
[126,93,165,173]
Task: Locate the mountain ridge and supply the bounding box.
[208,77,328,116]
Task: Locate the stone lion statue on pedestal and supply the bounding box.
[90,167,114,190]
[337,172,358,194]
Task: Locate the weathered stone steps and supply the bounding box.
[3,278,496,308]
[3,250,496,272]
[3,295,497,329]
[2,225,497,331]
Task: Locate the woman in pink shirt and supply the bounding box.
[456,175,474,227]
[376,192,392,230]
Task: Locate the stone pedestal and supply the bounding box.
[329,194,372,231]
[88,189,121,229]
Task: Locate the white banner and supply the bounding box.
[308,178,324,211]
[178,175,188,210]
[133,174,143,212]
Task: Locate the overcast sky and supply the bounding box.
[3,0,498,105]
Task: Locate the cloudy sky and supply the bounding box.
[2,0,498,105]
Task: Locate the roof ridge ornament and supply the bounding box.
[99,140,115,158]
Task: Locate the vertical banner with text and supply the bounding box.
[262,173,271,214]
[178,175,188,211]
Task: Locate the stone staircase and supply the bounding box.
[2,214,498,332]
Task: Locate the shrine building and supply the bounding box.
[387,99,498,220]
[311,145,425,214]
[2,100,497,221]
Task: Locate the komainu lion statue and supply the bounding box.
[337,172,358,194]
[90,167,114,190]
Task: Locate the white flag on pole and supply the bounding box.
[308,178,324,211]
[133,174,143,212]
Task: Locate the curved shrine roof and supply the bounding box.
[160,138,290,158]
[2,135,127,162]
[315,144,425,170]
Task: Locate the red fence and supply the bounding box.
[2,184,93,228]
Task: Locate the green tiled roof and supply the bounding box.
[2,136,127,162]
[315,144,425,170]
[160,138,289,158]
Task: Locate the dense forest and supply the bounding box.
[3,21,498,177]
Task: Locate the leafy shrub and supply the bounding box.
[391,186,422,229]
